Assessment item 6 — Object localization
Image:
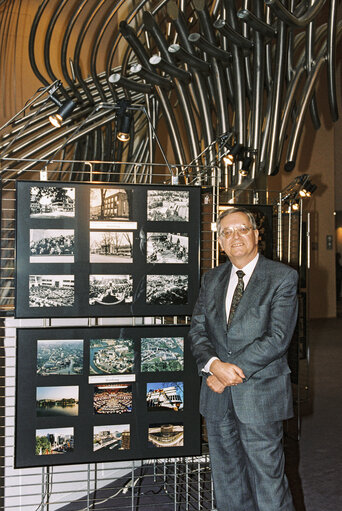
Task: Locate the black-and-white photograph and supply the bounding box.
[30,186,75,218]
[90,231,133,263]
[147,190,189,222]
[146,275,188,304]
[146,233,188,264]
[30,229,74,263]
[90,188,130,221]
[29,275,74,308]
[89,275,133,305]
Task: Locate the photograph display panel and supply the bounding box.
[15,325,200,468]
[16,182,200,318]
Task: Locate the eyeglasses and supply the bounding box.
[220,226,254,239]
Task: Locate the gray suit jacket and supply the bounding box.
[189,254,298,424]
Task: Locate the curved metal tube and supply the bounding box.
[130,63,173,90]
[109,73,153,93]
[28,0,51,87]
[248,0,267,179]
[60,0,89,103]
[213,19,253,51]
[265,0,327,28]
[149,55,191,83]
[306,10,321,130]
[194,0,231,137]
[327,0,339,121]
[285,52,327,170]
[142,11,200,167]
[188,33,231,62]
[265,20,288,175]
[237,8,277,39]
[168,44,210,74]
[285,23,342,169]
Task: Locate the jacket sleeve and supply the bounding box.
[230,268,298,380]
[188,273,220,374]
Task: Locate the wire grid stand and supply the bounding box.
[0,162,219,511]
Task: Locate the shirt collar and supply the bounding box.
[232,252,259,279]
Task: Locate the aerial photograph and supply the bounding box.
[141,337,184,372]
[37,339,83,375]
[90,338,134,375]
[148,423,184,448]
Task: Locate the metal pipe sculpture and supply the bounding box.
[0,0,340,188]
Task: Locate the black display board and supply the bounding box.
[16,181,201,318]
[15,325,200,468]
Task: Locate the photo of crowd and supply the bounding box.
[93,384,133,414]
[89,275,133,305]
[29,275,74,308]
[146,233,188,264]
[30,229,74,263]
[30,186,75,218]
[146,275,188,304]
[147,190,189,222]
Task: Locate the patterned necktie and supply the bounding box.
[228,270,245,327]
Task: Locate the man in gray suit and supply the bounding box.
[189,207,298,511]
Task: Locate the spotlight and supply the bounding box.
[304,182,317,197]
[49,97,76,128]
[239,157,253,176]
[222,143,243,165]
[292,200,300,211]
[116,99,132,142]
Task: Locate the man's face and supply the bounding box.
[218,212,259,268]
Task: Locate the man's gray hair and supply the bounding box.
[216,207,257,236]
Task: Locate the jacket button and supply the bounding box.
[228,351,232,356]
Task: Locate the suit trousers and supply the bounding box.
[205,388,295,511]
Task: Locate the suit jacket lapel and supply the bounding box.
[215,261,232,325]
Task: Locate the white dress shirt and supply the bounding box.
[203,253,259,374]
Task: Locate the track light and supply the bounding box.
[292,200,300,211]
[48,96,76,128]
[222,143,243,165]
[116,99,132,142]
[239,157,253,176]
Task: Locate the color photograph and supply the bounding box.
[146,275,188,304]
[93,384,133,414]
[147,190,189,221]
[29,275,74,308]
[146,382,184,411]
[30,186,75,218]
[89,275,133,305]
[90,231,133,263]
[90,338,134,375]
[36,427,74,456]
[37,339,83,375]
[93,424,130,452]
[146,233,188,264]
[36,386,79,417]
[30,229,74,263]
[148,423,184,448]
[141,337,184,372]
